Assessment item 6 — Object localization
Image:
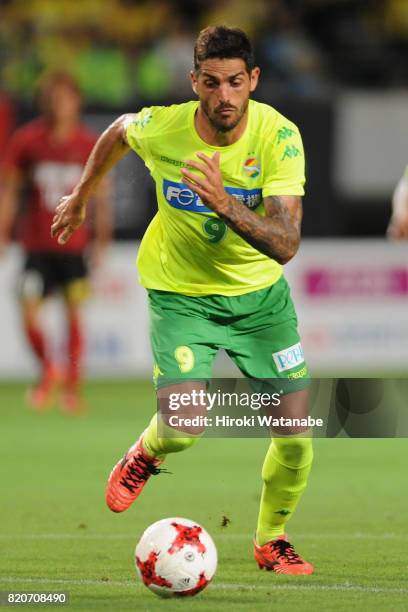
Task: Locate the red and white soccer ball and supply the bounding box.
[135,517,217,598]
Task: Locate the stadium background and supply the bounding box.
[1,0,407,377]
[1,2,408,610]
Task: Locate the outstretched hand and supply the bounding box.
[51,194,87,245]
[387,214,408,240]
[181,152,229,212]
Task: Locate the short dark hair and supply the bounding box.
[194,26,254,73]
[37,71,81,99]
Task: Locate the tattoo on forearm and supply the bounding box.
[216,195,301,264]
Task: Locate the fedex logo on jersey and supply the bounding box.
[272,342,305,373]
[163,179,262,213]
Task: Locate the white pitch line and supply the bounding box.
[0,533,405,541]
[0,577,407,595]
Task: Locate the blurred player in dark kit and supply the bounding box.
[0,92,15,163]
[0,73,112,412]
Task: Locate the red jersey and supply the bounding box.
[3,118,96,252]
[0,94,15,162]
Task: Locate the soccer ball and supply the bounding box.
[135,517,217,598]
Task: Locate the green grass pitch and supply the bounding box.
[1,380,407,611]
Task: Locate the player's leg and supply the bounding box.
[60,253,89,413]
[254,391,313,574]
[106,380,208,513]
[61,299,85,412]
[255,388,313,544]
[227,277,314,574]
[145,380,209,456]
[106,290,221,512]
[20,253,60,409]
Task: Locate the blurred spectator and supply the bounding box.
[384,0,408,83]
[136,17,196,99]
[259,1,327,97]
[0,72,112,413]
[303,0,393,87]
[385,0,408,39]
[199,0,269,37]
[1,0,408,106]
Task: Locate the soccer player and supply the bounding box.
[387,166,408,239]
[0,92,15,164]
[0,72,112,412]
[51,27,314,574]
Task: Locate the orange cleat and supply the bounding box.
[26,364,61,411]
[254,535,314,575]
[106,433,165,513]
[60,389,87,415]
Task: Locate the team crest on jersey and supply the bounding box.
[243,157,261,178]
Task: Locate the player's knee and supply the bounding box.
[272,436,313,468]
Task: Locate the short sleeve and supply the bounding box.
[125,106,161,163]
[262,120,305,198]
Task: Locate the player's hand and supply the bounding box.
[51,194,87,245]
[387,214,408,240]
[181,152,229,212]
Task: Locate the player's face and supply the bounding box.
[191,58,260,133]
[42,84,81,123]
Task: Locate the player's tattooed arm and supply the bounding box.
[51,114,132,245]
[220,194,301,264]
[181,152,302,263]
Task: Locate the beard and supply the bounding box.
[201,98,249,133]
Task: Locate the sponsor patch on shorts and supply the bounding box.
[288,366,308,380]
[272,342,305,373]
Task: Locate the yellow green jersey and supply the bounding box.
[126,99,305,296]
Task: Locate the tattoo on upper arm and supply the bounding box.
[264,195,302,234]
